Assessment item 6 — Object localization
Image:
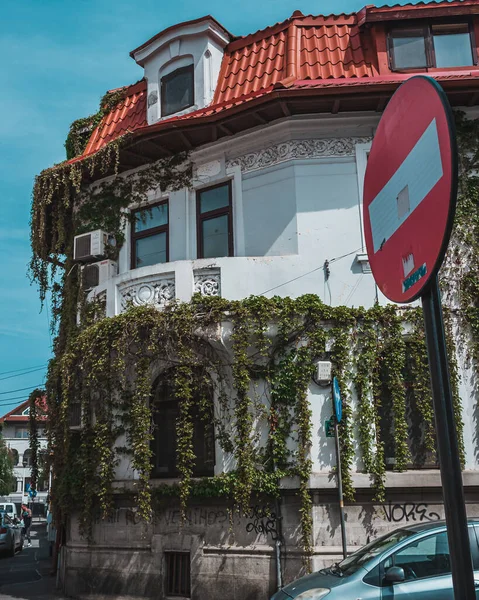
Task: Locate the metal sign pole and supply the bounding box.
[333,416,347,559]
[422,275,475,600]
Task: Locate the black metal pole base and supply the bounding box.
[422,276,475,600]
[333,418,347,559]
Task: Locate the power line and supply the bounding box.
[259,247,363,296]
[0,394,36,405]
[0,364,47,377]
[260,265,325,296]
[0,367,47,382]
[0,384,44,396]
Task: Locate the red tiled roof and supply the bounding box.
[298,23,373,80]
[216,30,287,104]
[83,80,147,158]
[76,1,479,161]
[0,397,47,424]
[214,13,375,104]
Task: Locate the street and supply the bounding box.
[0,522,67,600]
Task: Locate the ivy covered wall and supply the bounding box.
[27,111,479,566]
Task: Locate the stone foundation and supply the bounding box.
[62,488,479,599]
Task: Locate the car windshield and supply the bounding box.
[337,529,414,576]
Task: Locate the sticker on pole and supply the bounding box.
[332,376,342,423]
[363,76,457,303]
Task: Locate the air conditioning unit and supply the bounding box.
[82,260,117,290]
[74,230,108,262]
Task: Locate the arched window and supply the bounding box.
[22,449,32,467]
[151,372,215,478]
[10,449,19,466]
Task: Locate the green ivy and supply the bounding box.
[28,389,44,492]
[64,89,126,160]
[28,108,478,564]
[40,294,459,563]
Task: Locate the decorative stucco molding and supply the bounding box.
[119,274,176,310]
[226,137,373,173]
[194,268,221,297]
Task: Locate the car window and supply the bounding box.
[385,531,451,581]
[4,514,12,525]
[339,529,414,576]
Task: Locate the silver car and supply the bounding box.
[271,520,479,599]
[0,510,23,557]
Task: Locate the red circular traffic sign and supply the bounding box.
[363,76,457,303]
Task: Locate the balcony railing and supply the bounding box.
[87,263,221,318]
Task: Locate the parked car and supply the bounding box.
[271,520,479,599]
[0,510,23,557]
[0,502,18,521]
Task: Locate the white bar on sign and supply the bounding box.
[368,118,443,254]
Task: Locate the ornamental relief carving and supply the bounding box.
[194,269,221,297]
[119,276,175,310]
[226,137,372,173]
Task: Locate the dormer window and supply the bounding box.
[389,23,474,70]
[161,65,194,117]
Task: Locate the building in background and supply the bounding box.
[0,399,48,515]
[33,1,479,598]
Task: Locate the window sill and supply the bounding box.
[158,104,198,122]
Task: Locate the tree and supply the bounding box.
[0,435,15,495]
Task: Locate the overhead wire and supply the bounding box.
[0,384,45,396]
[0,394,39,405]
[258,246,363,296]
[0,367,47,382]
[0,364,48,377]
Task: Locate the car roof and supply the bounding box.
[401,518,479,534]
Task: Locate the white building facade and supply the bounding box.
[41,2,479,598]
[0,400,48,513]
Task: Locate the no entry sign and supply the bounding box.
[363,76,476,599]
[363,76,457,303]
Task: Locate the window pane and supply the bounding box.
[199,184,230,214]
[134,204,168,233]
[202,215,229,258]
[391,531,451,580]
[135,232,167,267]
[392,35,427,68]
[162,67,194,116]
[433,30,473,68]
[154,402,178,475]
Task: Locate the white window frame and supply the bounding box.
[355,141,372,252]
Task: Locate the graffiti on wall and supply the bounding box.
[380,501,441,523]
[245,505,280,540]
[162,508,228,526]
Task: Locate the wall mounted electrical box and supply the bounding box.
[315,361,332,385]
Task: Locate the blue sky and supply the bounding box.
[0,0,416,415]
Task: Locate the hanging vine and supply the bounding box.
[64,88,127,160]
[28,388,45,493]
[28,107,478,562]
